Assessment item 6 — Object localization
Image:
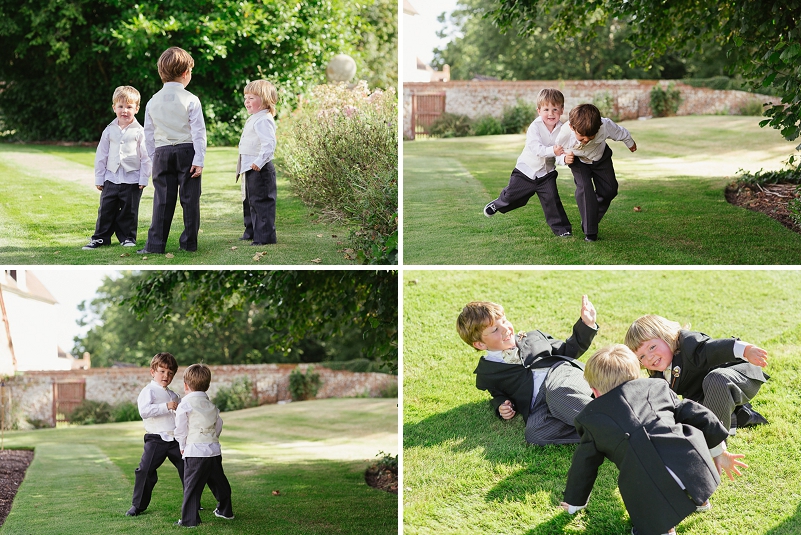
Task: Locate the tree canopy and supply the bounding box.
[487,0,801,147]
[0,0,397,144]
[117,270,398,371]
[433,0,731,81]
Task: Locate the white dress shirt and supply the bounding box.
[143,82,207,167]
[137,380,181,441]
[515,117,563,179]
[555,117,635,164]
[237,109,277,174]
[94,118,151,186]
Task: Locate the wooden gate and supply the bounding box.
[53,381,85,424]
[412,93,446,139]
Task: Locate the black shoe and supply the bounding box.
[483,202,498,217]
[250,242,270,246]
[585,234,598,242]
[174,519,199,528]
[82,238,105,250]
[558,231,572,238]
[125,506,141,516]
[238,235,253,241]
[214,508,234,520]
[136,248,162,254]
[735,404,768,428]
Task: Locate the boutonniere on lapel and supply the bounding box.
[517,331,527,342]
[671,366,681,378]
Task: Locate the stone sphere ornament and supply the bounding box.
[326,54,357,82]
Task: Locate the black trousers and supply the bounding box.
[491,168,572,235]
[181,456,233,526]
[145,143,201,253]
[91,181,143,244]
[244,161,277,244]
[568,145,618,236]
[131,434,184,512]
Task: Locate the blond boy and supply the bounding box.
[84,86,151,249]
[484,88,572,237]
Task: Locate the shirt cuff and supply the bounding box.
[566,503,587,514]
[709,440,726,458]
[733,340,749,360]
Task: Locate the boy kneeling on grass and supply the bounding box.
[174,364,234,527]
[560,344,747,535]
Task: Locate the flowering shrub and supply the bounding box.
[280,82,398,264]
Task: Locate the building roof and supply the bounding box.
[403,0,419,16]
[0,271,58,305]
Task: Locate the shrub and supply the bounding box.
[212,376,258,412]
[592,91,620,122]
[379,381,398,398]
[111,401,140,423]
[650,83,682,117]
[289,366,321,401]
[69,400,112,425]
[738,99,766,116]
[501,100,537,134]
[428,113,473,138]
[471,115,504,136]
[375,450,398,471]
[280,81,398,264]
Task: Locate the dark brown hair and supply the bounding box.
[569,103,602,137]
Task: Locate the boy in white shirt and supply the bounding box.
[126,352,184,516]
[83,86,151,250]
[174,364,233,527]
[555,103,637,241]
[139,46,207,254]
[235,79,279,245]
[483,88,573,237]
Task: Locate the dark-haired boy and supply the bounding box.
[126,352,184,516]
[555,103,637,241]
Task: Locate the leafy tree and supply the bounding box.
[433,0,735,81]
[125,270,398,372]
[0,0,396,143]
[74,272,378,368]
[487,0,801,148]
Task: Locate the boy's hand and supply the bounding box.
[714,451,747,481]
[564,152,574,164]
[167,401,178,411]
[96,185,104,191]
[580,295,596,328]
[139,185,145,190]
[629,142,637,152]
[744,344,768,368]
[554,145,565,156]
[250,163,261,171]
[190,165,203,178]
[499,400,516,420]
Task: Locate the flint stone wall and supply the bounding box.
[403,80,779,139]
[5,364,397,425]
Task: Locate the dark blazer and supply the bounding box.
[653,330,767,402]
[474,319,597,421]
[563,379,729,535]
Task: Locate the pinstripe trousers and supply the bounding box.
[699,363,764,429]
[568,145,618,236]
[491,168,572,235]
[180,456,233,526]
[145,144,201,253]
[525,362,593,445]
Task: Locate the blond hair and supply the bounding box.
[112,86,141,107]
[624,314,683,355]
[569,103,602,137]
[584,344,642,395]
[150,352,178,373]
[183,363,212,392]
[537,88,565,108]
[456,301,505,348]
[244,79,278,115]
[157,47,195,83]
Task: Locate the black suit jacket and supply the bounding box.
[474,319,597,421]
[654,330,767,402]
[563,379,729,535]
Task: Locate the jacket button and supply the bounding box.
[625,433,630,438]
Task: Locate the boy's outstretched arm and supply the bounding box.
[714,450,748,481]
[580,295,596,328]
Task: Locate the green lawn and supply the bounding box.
[0,398,398,535]
[403,116,801,264]
[403,270,801,535]
[0,145,356,265]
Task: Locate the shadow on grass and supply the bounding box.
[405,402,628,533]
[765,500,801,535]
